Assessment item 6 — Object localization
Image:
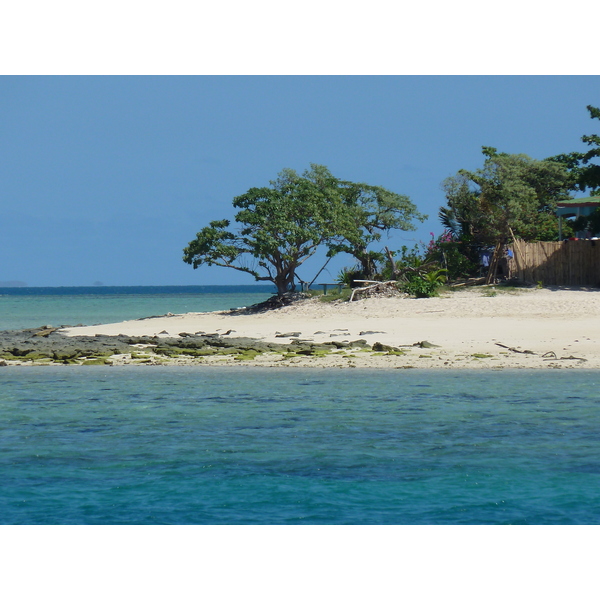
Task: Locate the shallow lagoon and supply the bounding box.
[1,367,598,524]
[0,285,275,330]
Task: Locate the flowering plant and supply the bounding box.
[425,230,477,280]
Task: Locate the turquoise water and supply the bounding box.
[1,367,599,524]
[0,285,276,330]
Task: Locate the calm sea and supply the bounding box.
[1,367,599,525]
[1,287,599,524]
[0,285,276,331]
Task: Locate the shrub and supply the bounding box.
[402,269,447,298]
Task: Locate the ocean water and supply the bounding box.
[1,367,599,525]
[0,285,276,331]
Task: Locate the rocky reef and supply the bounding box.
[0,326,376,366]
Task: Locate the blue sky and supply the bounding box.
[1,76,599,286]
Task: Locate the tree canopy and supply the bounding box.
[328,181,426,279]
[440,148,572,249]
[183,165,423,295]
[548,105,600,196]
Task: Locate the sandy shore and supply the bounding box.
[55,287,600,369]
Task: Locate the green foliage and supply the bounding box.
[560,219,575,239]
[423,268,448,286]
[572,215,590,233]
[183,164,423,295]
[317,288,352,303]
[442,149,571,247]
[402,277,434,298]
[336,266,365,287]
[548,105,600,195]
[589,208,600,235]
[437,148,572,282]
[327,181,426,279]
[570,207,600,236]
[379,244,424,281]
[183,165,346,295]
[385,244,448,297]
[402,268,447,298]
[425,231,479,280]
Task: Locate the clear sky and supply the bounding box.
[1,75,598,287]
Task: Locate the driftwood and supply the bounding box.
[495,342,536,354]
[544,354,587,362]
[385,246,400,279]
[449,277,486,288]
[349,281,401,302]
[137,312,176,320]
[498,346,588,362]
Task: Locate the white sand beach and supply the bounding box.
[57,287,600,369]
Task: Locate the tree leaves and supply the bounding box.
[183,165,423,294]
[547,105,600,195]
[442,149,571,247]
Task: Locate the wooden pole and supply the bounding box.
[485,242,502,285]
[509,228,526,281]
[309,256,332,289]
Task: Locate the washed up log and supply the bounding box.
[449,278,486,288]
[495,342,536,354]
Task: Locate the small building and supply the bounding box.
[556,196,600,239]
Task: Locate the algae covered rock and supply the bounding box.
[372,342,399,353]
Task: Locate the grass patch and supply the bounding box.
[494,281,534,292]
[234,351,259,361]
[315,288,352,303]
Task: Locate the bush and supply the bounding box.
[425,231,479,280]
[380,244,424,281]
[336,266,375,287]
[401,269,447,298]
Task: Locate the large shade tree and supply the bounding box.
[183,165,345,296]
[183,165,423,294]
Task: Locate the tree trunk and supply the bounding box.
[358,251,375,280]
[385,246,400,279]
[274,269,296,296]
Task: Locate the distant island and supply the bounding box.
[0,281,27,287]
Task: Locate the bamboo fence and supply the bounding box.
[509,239,600,287]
